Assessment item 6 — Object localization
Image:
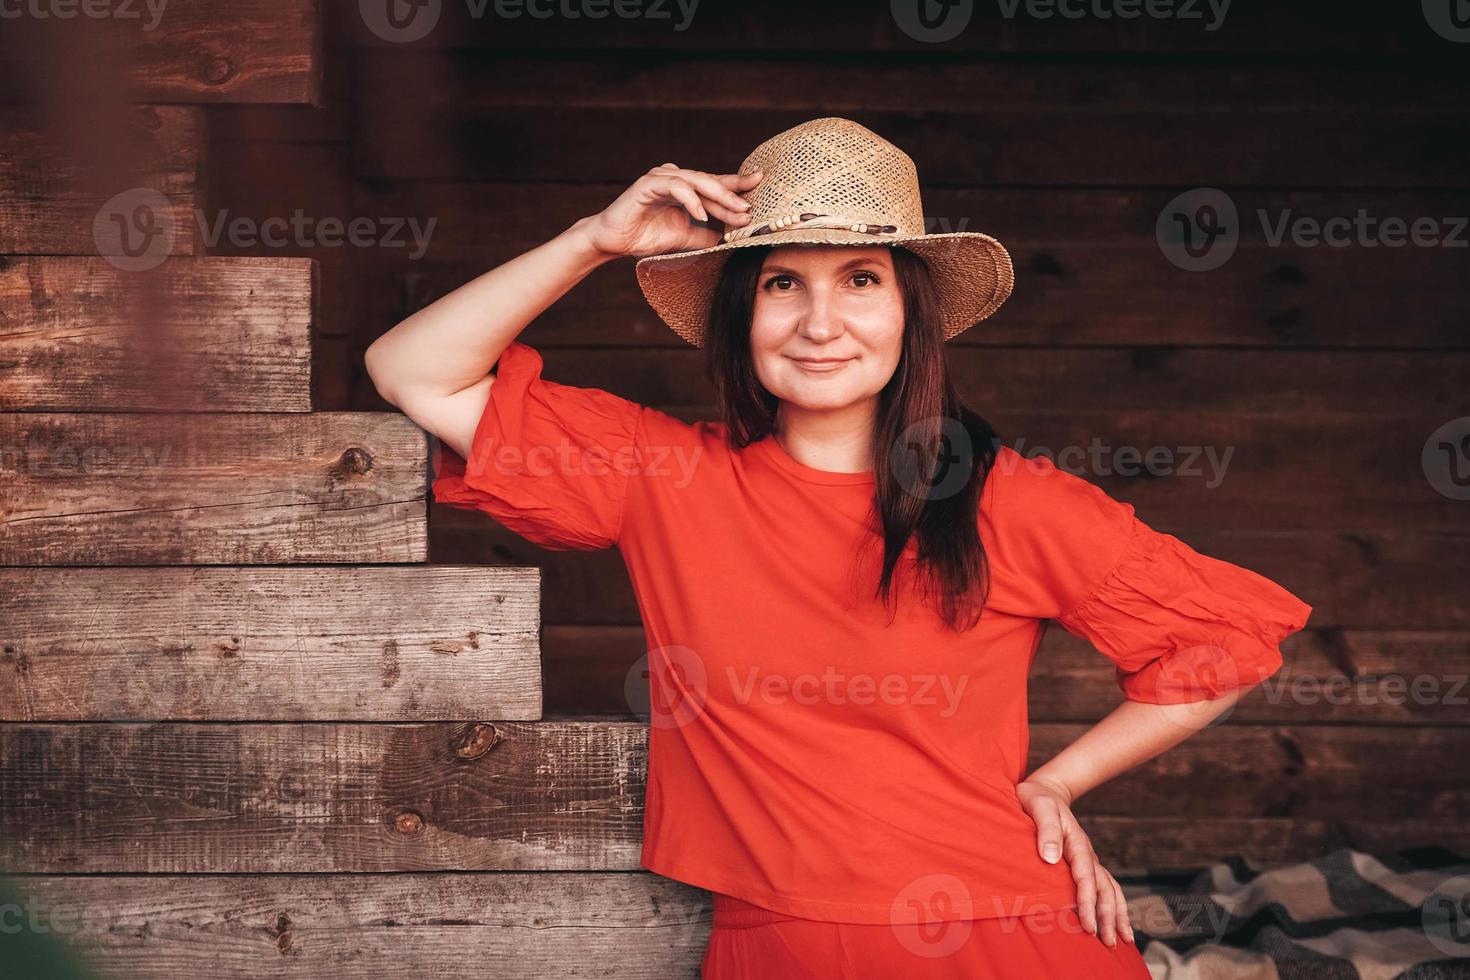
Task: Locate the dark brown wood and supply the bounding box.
[344,0,1462,57]
[539,624,1470,726]
[0,257,314,413]
[0,412,428,565]
[437,524,1470,633]
[7,872,711,980]
[0,565,541,721]
[354,107,1470,188]
[0,721,647,873]
[1,721,1464,873]
[0,0,322,104]
[0,105,205,256]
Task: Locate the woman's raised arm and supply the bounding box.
[364,165,759,459]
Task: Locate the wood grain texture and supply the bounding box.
[354,107,1470,188]
[1,721,1464,873]
[0,565,541,721]
[6,872,711,980]
[0,412,428,565]
[0,257,315,413]
[0,105,205,256]
[0,0,322,103]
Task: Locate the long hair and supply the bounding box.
[703,243,1001,632]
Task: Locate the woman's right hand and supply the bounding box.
[580,164,763,260]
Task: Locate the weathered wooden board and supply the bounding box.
[538,624,1470,726]
[0,257,314,413]
[0,105,205,256]
[0,565,541,721]
[4,872,711,980]
[344,0,1464,57]
[0,0,321,104]
[1,721,1464,873]
[354,107,1470,188]
[0,412,428,565]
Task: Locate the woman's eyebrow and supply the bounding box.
[761,257,888,276]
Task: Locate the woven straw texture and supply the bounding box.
[634,117,1015,347]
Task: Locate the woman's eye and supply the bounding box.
[764,275,795,291]
[851,271,879,287]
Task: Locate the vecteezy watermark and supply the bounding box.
[726,665,970,718]
[891,0,1229,42]
[1422,417,1470,501]
[92,188,438,272]
[1157,188,1468,271]
[1421,873,1470,957]
[0,441,173,484]
[457,435,704,490]
[625,645,709,729]
[0,0,167,30]
[1423,0,1470,42]
[890,874,977,956]
[1000,437,1236,489]
[358,0,700,43]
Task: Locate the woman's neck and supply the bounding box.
[773,401,878,474]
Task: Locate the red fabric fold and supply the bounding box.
[1057,517,1312,703]
[429,340,645,551]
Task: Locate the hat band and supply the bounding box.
[722,211,901,244]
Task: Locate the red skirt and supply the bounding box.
[701,891,1153,979]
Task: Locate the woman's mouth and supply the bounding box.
[791,357,853,373]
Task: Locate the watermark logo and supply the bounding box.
[359,0,442,43]
[359,0,700,43]
[1422,873,1470,957]
[1156,187,1238,272]
[93,188,177,273]
[1423,417,1470,501]
[625,644,708,729]
[891,0,974,43]
[1423,0,1470,41]
[889,873,974,957]
[1128,642,1244,729]
[891,416,975,501]
[0,0,168,30]
[1159,188,1468,270]
[94,190,440,272]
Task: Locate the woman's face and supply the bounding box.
[747,244,904,413]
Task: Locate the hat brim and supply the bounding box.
[634,228,1015,348]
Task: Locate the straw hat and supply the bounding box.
[634,116,1015,348]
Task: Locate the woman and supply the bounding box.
[366,118,1312,978]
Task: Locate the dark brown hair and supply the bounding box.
[703,243,1002,631]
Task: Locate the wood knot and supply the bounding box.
[454,723,501,761]
[204,57,236,85]
[393,810,424,835]
[331,447,374,479]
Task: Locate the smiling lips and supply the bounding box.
[790,357,853,373]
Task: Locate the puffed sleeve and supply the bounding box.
[991,448,1312,704]
[429,340,645,551]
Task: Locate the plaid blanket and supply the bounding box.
[1119,846,1470,979]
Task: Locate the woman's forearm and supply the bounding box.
[364,214,616,406]
[1024,686,1247,805]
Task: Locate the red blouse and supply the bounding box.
[431,340,1313,925]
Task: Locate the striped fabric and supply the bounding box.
[1119,846,1470,979]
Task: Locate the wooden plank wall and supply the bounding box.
[3,0,1469,975]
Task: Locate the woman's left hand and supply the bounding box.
[1016,773,1135,947]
